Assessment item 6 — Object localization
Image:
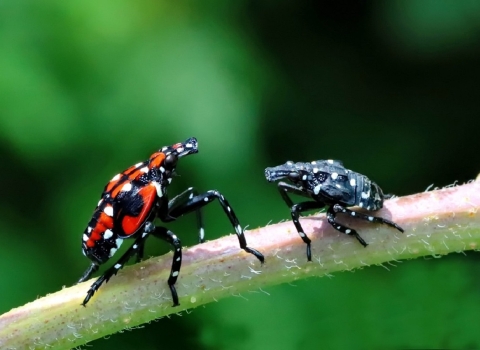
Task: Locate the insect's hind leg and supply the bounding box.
[335,204,404,233]
[78,263,99,283]
[80,222,155,306]
[326,205,368,247]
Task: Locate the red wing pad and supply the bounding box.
[149,152,166,169]
[120,184,157,236]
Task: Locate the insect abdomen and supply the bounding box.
[355,174,384,210]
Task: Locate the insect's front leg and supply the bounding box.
[168,190,264,263]
[277,182,326,261]
[289,201,326,261]
[166,187,204,243]
[155,191,172,221]
[277,181,311,208]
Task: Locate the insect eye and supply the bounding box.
[164,154,178,168]
[289,172,300,180]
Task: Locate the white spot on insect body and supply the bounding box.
[140,166,149,173]
[97,199,103,206]
[111,174,121,182]
[109,248,117,257]
[133,244,138,249]
[368,216,374,221]
[204,197,209,202]
[345,229,351,234]
[199,227,205,240]
[331,172,338,180]
[351,212,356,216]
[152,181,163,197]
[87,227,93,233]
[327,159,334,164]
[176,147,184,153]
[135,162,143,168]
[359,202,364,208]
[83,234,89,242]
[302,175,307,180]
[350,179,356,187]
[104,229,113,239]
[361,191,370,199]
[236,225,242,234]
[313,168,319,173]
[311,161,317,165]
[104,206,114,217]
[114,263,122,269]
[313,184,322,195]
[121,183,132,192]
[172,271,179,277]
[299,231,306,237]
[159,167,165,173]
[185,142,193,148]
[167,178,172,184]
[335,184,341,188]
[227,206,231,212]
[116,238,123,249]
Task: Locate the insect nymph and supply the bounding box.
[78,137,264,306]
[265,159,403,260]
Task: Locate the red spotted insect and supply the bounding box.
[78,137,264,306]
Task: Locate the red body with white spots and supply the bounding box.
[82,142,194,264]
[78,137,263,307]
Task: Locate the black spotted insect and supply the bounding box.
[265,159,404,261]
[78,137,264,307]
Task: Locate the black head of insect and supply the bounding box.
[265,161,322,193]
[149,137,199,184]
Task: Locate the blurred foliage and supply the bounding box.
[1,0,480,349]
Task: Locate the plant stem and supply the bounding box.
[1,179,480,349]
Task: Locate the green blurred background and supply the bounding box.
[1,1,480,349]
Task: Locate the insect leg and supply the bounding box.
[277,181,311,208]
[289,201,326,261]
[168,190,264,263]
[332,203,404,233]
[134,242,146,263]
[80,221,155,306]
[78,263,99,283]
[327,204,368,247]
[150,226,182,307]
[166,187,204,243]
